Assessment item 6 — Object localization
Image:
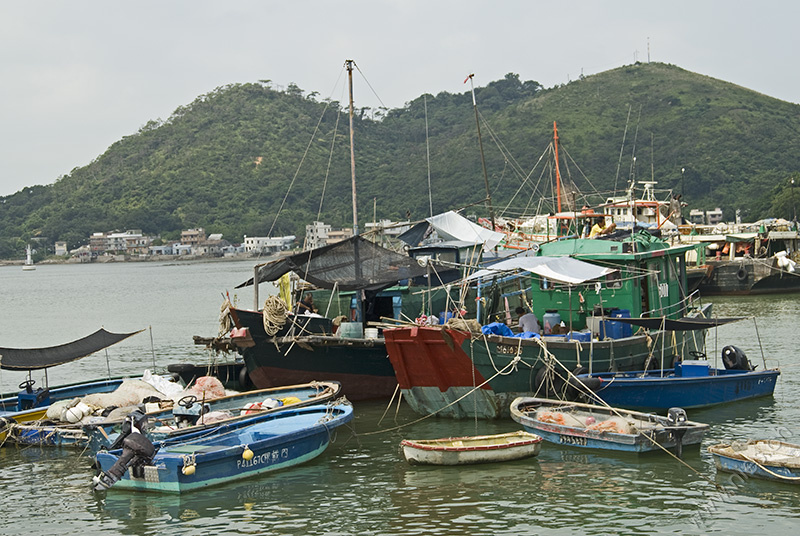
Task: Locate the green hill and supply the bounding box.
[2,62,799,259]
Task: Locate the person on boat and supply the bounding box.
[589,218,616,238]
[515,307,541,335]
[296,293,318,315]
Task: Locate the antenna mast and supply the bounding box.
[466,73,496,231]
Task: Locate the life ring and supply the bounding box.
[736,266,748,281]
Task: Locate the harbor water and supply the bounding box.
[1,261,799,535]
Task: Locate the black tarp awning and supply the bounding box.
[605,316,746,331]
[236,235,430,292]
[0,328,143,370]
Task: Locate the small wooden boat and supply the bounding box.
[94,401,354,493]
[400,431,543,465]
[510,397,708,454]
[709,440,800,484]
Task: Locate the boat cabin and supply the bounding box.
[528,232,694,334]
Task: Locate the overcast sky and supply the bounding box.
[1,1,797,196]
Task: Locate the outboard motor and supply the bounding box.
[93,410,155,491]
[172,395,209,427]
[667,407,688,425]
[666,407,689,458]
[722,345,752,371]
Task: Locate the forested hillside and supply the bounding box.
[2,62,799,259]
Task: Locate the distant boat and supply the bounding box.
[709,440,800,484]
[23,244,35,271]
[400,431,542,465]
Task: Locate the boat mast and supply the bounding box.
[553,121,563,213]
[466,74,496,232]
[345,60,363,320]
[346,59,359,237]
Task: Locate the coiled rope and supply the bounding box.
[219,299,232,337]
[262,295,289,336]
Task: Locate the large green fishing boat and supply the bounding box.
[384,230,712,419]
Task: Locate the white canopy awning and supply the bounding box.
[465,256,615,285]
[427,211,504,252]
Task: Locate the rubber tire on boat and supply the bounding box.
[736,266,748,281]
[239,366,253,391]
[565,366,588,400]
[167,363,197,374]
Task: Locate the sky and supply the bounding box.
[1,1,798,197]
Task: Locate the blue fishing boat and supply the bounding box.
[709,440,800,484]
[510,397,708,454]
[93,401,354,493]
[83,380,341,451]
[0,328,141,442]
[577,316,780,411]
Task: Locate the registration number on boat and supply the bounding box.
[559,435,587,446]
[497,344,519,355]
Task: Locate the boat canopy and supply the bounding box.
[237,235,430,292]
[465,256,615,285]
[426,211,504,251]
[605,316,745,331]
[0,328,142,371]
[724,233,757,243]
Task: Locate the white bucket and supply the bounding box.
[364,327,379,339]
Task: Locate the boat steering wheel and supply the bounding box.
[178,395,197,408]
[688,350,707,359]
[18,379,36,392]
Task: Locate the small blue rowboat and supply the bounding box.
[93,401,353,493]
[709,440,800,484]
[510,397,708,454]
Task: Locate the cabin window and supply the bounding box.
[605,270,622,289]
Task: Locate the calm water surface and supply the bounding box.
[1,262,799,535]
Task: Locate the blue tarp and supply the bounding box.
[481,322,540,339]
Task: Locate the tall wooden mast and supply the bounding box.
[346,59,359,236]
[553,121,563,213]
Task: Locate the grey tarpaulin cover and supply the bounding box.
[0,328,143,370]
[465,256,616,285]
[236,235,430,292]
